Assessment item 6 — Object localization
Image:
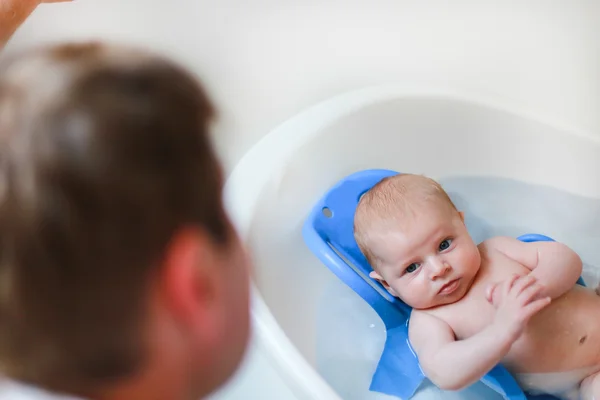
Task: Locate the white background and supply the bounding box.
[6,0,600,174]
[3,1,600,399]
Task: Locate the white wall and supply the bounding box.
[5,0,600,174]
[3,1,599,399]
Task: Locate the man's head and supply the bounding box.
[354,174,480,309]
[0,42,250,399]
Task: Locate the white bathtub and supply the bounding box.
[224,85,600,400]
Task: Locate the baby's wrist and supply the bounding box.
[489,320,519,349]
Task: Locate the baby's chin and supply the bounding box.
[403,292,468,310]
[409,300,455,310]
[399,297,446,310]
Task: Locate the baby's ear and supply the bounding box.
[369,270,384,282]
[458,211,465,224]
[369,271,397,295]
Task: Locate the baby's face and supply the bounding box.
[369,205,481,309]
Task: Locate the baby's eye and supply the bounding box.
[405,263,419,273]
[439,239,452,251]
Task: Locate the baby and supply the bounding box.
[353,173,600,400]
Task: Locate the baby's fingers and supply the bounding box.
[518,281,546,306]
[485,282,499,304]
[501,274,522,296]
[511,274,537,296]
[521,296,551,320]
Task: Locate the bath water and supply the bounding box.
[315,175,600,400]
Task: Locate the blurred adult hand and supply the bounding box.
[1,0,72,48]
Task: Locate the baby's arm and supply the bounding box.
[482,236,582,300]
[409,311,513,391]
[409,274,550,391]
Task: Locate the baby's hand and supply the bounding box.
[486,274,551,343]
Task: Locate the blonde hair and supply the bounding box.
[353,173,457,268]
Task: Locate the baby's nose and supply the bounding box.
[429,258,451,280]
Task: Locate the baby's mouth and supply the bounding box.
[438,278,460,295]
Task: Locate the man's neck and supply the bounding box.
[98,324,192,400]
[98,372,187,400]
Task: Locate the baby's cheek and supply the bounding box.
[464,246,481,267]
[399,285,428,307]
[387,282,403,298]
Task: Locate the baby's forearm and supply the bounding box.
[421,324,513,391]
[528,242,582,299]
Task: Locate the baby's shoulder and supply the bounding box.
[410,309,439,325]
[408,309,455,347]
[410,307,454,329]
[477,235,521,255]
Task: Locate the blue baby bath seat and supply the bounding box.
[302,169,585,400]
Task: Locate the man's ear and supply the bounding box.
[160,228,220,334]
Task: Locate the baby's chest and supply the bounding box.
[437,260,531,339]
[437,291,495,339]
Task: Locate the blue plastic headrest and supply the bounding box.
[303,169,411,326]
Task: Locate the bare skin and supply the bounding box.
[0,0,71,48]
[425,240,600,375]
[367,198,600,398]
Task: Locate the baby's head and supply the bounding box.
[0,43,250,398]
[354,174,481,309]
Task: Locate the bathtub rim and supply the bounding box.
[223,83,599,400]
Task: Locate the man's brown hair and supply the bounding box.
[354,173,457,269]
[0,42,230,394]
